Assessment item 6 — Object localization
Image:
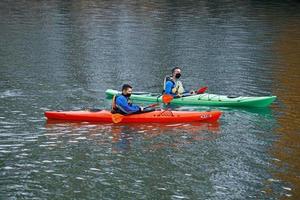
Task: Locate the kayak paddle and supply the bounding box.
[159,94,174,116]
[197,86,208,94]
[112,113,124,123]
[162,94,173,104]
[112,103,160,124]
[144,103,159,109]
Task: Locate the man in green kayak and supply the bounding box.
[163,67,195,97]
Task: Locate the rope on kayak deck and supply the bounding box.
[197,93,210,101]
[158,109,174,116]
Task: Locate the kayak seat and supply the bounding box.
[141,107,156,113]
[150,93,160,96]
[227,95,240,98]
[132,92,151,95]
[88,108,102,112]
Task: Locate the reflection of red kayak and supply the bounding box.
[45,110,222,123]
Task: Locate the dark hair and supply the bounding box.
[122,84,132,91]
[172,67,181,74]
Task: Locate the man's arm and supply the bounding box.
[165,81,174,95]
[116,96,141,114]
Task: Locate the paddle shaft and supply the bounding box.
[112,94,174,123]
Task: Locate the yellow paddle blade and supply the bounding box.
[112,113,124,123]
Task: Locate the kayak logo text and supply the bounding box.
[200,114,212,119]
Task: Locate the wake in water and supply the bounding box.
[0,90,23,98]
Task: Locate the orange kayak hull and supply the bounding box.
[45,110,222,123]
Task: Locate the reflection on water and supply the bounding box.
[15,121,222,199]
[271,20,300,199]
[45,121,221,153]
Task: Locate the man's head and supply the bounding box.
[172,67,181,79]
[121,84,133,97]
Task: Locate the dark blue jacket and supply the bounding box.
[115,95,141,114]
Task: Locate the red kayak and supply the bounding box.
[45,110,222,123]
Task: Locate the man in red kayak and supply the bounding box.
[163,67,195,97]
[112,84,145,114]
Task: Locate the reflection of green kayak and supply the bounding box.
[105,89,276,107]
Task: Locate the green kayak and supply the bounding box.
[105,89,276,107]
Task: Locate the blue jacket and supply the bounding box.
[165,80,176,96]
[115,95,141,114]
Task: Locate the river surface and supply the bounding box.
[1,1,300,199]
